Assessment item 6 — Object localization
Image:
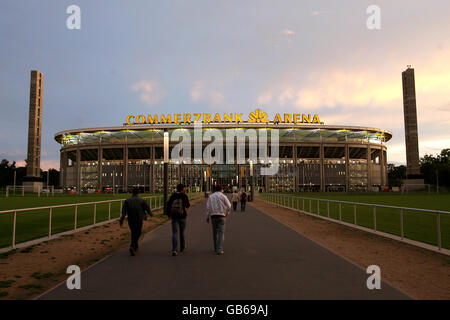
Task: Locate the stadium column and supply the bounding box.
[345,144,350,192]
[98,147,103,192]
[293,145,298,192]
[76,148,81,194]
[367,145,372,191]
[319,144,325,192]
[60,151,67,190]
[149,147,153,193]
[124,146,128,193]
[380,146,386,187]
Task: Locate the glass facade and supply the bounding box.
[57,125,390,193]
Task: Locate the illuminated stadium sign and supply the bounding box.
[125,109,322,125]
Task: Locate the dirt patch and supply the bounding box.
[251,199,450,300]
[0,197,205,300]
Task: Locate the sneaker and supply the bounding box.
[217,250,224,255]
[129,247,135,256]
[172,251,178,256]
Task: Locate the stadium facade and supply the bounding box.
[54,110,391,193]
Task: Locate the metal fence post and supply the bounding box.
[317,200,320,215]
[339,202,342,221]
[353,204,357,225]
[437,213,441,251]
[373,206,377,231]
[108,201,111,220]
[93,203,97,224]
[48,207,52,239]
[302,198,305,211]
[327,202,330,218]
[400,208,403,239]
[12,211,17,249]
[75,205,78,230]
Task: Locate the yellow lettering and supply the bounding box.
[293,114,301,123]
[213,113,222,123]
[136,115,146,124]
[160,114,172,124]
[313,114,321,124]
[235,113,243,123]
[284,114,292,123]
[194,113,201,122]
[174,114,181,123]
[147,114,158,124]
[302,114,311,123]
[183,114,192,124]
[273,113,282,123]
[224,113,233,122]
[126,115,135,125]
[203,113,211,123]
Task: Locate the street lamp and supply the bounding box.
[249,160,254,202]
[163,129,169,212]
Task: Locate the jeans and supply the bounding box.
[232,201,238,211]
[171,218,187,251]
[211,216,226,252]
[240,200,246,212]
[128,219,143,250]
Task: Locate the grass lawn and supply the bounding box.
[261,193,450,250]
[0,193,165,249]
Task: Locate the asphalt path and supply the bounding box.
[40,199,409,300]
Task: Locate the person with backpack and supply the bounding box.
[166,183,190,256]
[120,187,153,256]
[240,189,247,212]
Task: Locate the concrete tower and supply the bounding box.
[402,67,424,188]
[24,70,44,192]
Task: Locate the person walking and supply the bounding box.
[120,187,153,256]
[166,183,191,256]
[231,189,239,211]
[240,189,247,212]
[206,185,231,255]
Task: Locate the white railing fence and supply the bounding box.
[259,193,449,254]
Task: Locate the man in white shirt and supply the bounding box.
[206,185,232,255]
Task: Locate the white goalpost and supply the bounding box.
[5,185,54,197]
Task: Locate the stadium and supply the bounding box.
[54,111,392,193]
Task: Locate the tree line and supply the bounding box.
[388,149,450,187]
[0,159,60,188]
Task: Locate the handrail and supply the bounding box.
[265,193,450,215]
[260,193,448,253]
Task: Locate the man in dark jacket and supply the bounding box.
[166,184,190,256]
[120,187,153,256]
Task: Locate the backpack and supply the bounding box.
[241,192,247,201]
[170,194,185,218]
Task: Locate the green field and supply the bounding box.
[0,193,167,249]
[260,193,450,250]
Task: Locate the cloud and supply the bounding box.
[387,138,450,164]
[257,91,273,105]
[131,79,166,105]
[190,81,224,106]
[282,29,295,35]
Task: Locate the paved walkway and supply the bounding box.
[40,199,409,299]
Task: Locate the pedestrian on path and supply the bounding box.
[166,183,191,256]
[120,187,153,256]
[206,185,232,255]
[231,189,239,211]
[240,189,247,212]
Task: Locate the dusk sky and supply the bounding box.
[1,0,449,170]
